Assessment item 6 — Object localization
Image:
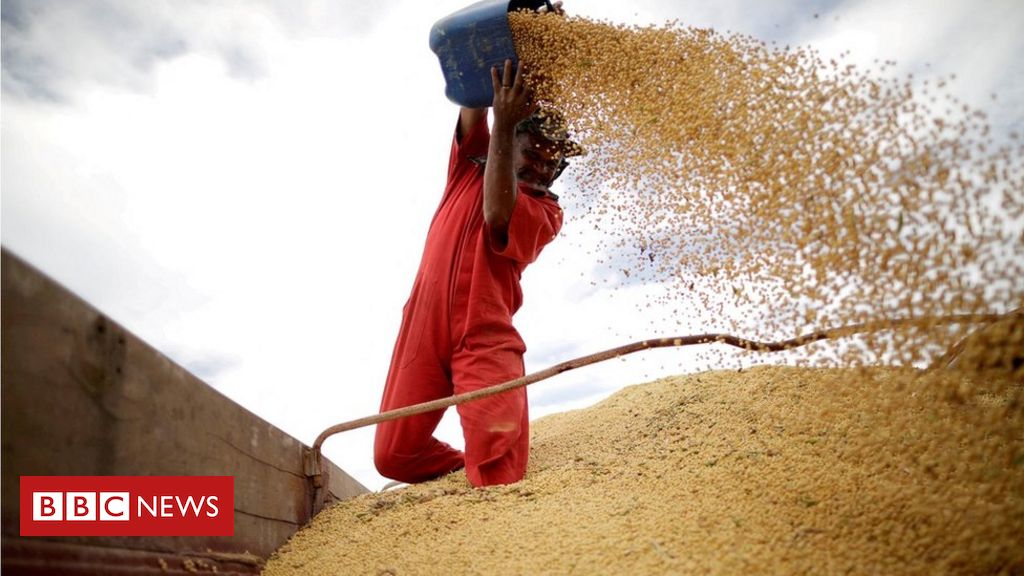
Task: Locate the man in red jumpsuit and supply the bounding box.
[374,59,579,487]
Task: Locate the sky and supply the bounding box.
[3,0,1022,491]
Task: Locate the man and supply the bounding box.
[374,58,580,487]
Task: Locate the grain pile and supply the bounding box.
[509,12,1024,368]
[263,366,1023,574]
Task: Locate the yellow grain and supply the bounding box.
[263,366,1023,574]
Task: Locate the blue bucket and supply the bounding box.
[429,0,549,108]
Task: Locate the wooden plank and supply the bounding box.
[1,249,368,572]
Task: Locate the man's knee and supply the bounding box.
[374,441,464,483]
[373,447,409,481]
[373,420,419,479]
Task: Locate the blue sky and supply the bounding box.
[3,0,1022,489]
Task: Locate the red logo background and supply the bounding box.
[20,476,234,536]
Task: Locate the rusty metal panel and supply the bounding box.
[1,248,368,573]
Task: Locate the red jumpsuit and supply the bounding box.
[374,114,563,487]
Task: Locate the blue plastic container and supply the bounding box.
[429,0,549,108]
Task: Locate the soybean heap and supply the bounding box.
[264,367,1022,574]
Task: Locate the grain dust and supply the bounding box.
[509,12,1023,369]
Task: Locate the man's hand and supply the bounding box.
[538,1,564,15]
[482,59,536,236]
[490,59,537,133]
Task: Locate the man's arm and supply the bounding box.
[484,59,537,232]
[458,107,487,144]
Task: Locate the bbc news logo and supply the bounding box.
[20,476,233,536]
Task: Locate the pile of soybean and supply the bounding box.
[510,12,1023,368]
[263,366,1022,574]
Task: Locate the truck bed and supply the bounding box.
[1,249,368,574]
